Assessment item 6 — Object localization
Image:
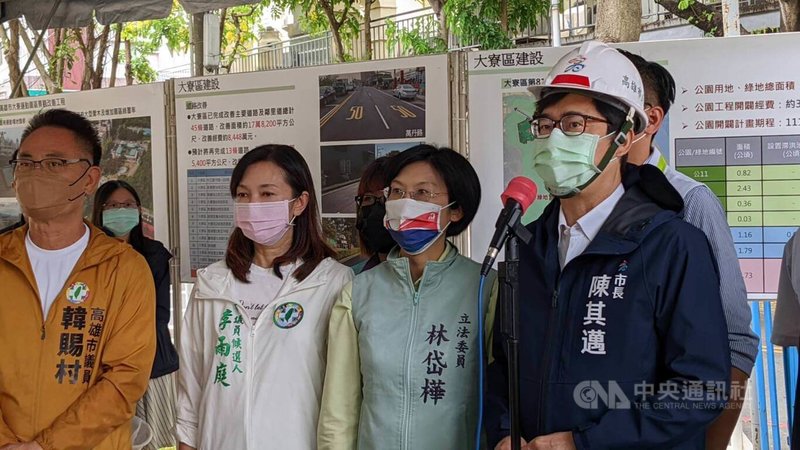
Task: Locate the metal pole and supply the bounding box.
[722,0,741,36]
[550,0,561,47]
[11,0,62,98]
[163,79,183,344]
[500,235,522,450]
[448,51,471,256]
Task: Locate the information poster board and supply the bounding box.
[0,84,169,244]
[468,33,800,295]
[175,55,450,280]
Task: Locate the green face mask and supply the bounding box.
[532,128,616,198]
[103,208,140,237]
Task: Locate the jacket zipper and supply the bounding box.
[537,273,561,433]
[33,316,46,435]
[247,324,256,450]
[32,276,55,436]
[401,272,423,450]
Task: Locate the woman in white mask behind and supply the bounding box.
[176,144,353,450]
[317,144,498,450]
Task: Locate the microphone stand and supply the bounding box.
[499,217,532,450]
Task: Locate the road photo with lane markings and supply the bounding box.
[319,68,426,142]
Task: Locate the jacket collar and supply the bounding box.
[384,241,460,288]
[194,257,333,303]
[539,164,684,259]
[1,220,128,270]
[0,221,130,296]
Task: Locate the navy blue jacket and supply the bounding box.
[485,165,731,449]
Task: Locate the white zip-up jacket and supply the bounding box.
[176,258,353,450]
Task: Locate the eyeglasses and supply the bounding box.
[530,114,610,138]
[103,202,138,210]
[355,193,385,207]
[11,158,91,174]
[384,186,447,202]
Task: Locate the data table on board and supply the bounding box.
[675,136,800,293]
[187,168,234,274]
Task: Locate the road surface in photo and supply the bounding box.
[323,181,359,214]
[320,86,425,142]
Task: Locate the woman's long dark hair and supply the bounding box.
[227,144,335,283]
[91,180,146,255]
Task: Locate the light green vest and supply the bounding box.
[351,244,496,450]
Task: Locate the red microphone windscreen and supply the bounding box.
[501,177,537,214]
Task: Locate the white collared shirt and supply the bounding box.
[558,184,625,269]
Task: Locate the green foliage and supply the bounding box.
[219,2,273,69]
[444,0,548,50]
[752,26,780,34]
[130,56,158,84]
[385,16,447,56]
[121,1,190,82]
[51,35,77,71]
[272,0,363,60]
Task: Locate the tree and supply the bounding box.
[72,24,113,90]
[386,15,447,56]
[427,0,449,43]
[651,0,725,36]
[274,0,363,62]
[595,0,642,42]
[0,20,29,97]
[218,3,271,73]
[780,0,800,31]
[120,2,191,83]
[109,24,123,87]
[443,0,549,49]
[364,0,375,59]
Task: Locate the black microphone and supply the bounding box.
[480,177,538,277]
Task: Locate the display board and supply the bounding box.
[175,55,450,280]
[0,84,169,244]
[467,33,800,294]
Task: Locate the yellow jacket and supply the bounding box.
[0,224,156,450]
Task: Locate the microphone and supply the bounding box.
[480,177,537,277]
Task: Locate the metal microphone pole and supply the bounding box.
[499,219,531,450]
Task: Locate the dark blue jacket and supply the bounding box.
[485,165,731,449]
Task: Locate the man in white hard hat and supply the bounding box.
[485,41,731,450]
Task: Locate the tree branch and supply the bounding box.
[652,0,736,35]
[72,27,88,54]
[337,0,354,28]
[18,24,58,93]
[93,24,111,88]
[109,24,122,87]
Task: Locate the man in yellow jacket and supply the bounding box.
[0,109,156,450]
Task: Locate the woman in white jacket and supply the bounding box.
[176,144,353,450]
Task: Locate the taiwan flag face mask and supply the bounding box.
[383,198,452,255]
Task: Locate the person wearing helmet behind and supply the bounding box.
[484,41,731,450]
[618,50,758,450]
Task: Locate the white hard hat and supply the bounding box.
[528,41,649,134]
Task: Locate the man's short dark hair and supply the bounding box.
[385,144,481,237]
[20,109,102,166]
[618,49,676,115]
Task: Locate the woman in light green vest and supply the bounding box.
[318,144,498,450]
